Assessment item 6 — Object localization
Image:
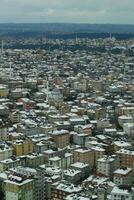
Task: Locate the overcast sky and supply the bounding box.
[0,0,134,24]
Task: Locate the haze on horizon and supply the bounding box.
[0,0,134,24]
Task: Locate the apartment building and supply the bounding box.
[4,175,35,200]
[12,139,33,156]
[110,186,134,200]
[97,155,119,178]
[73,148,94,169]
[51,130,70,148]
[49,153,73,169]
[116,149,134,169]
[0,146,13,161]
[113,167,133,185]
[51,181,82,200]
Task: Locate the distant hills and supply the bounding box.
[0,23,134,39]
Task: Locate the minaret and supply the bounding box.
[46,77,49,102]
[1,40,4,54]
[9,61,12,78]
[76,34,78,43]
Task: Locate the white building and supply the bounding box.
[123,123,134,136]
[118,115,133,128]
[49,153,73,169]
[113,167,133,185]
[110,186,134,200]
[97,155,119,178]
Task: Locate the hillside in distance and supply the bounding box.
[0,23,134,42]
[0,23,134,36]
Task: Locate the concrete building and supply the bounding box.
[49,153,73,169]
[4,175,34,200]
[72,132,89,146]
[70,162,90,180]
[9,110,21,124]
[37,164,62,200]
[0,122,8,141]
[0,157,26,172]
[63,169,81,184]
[116,149,134,169]
[123,123,134,136]
[110,186,134,200]
[114,141,131,152]
[51,181,82,200]
[97,155,119,178]
[0,146,13,161]
[65,194,90,200]
[0,84,9,97]
[73,148,94,169]
[118,115,133,128]
[12,139,33,156]
[26,153,45,168]
[51,130,70,148]
[113,167,133,185]
[91,146,105,166]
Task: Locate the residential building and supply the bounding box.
[73,148,94,169]
[4,175,35,200]
[51,130,70,148]
[110,186,134,200]
[113,167,133,185]
[97,155,119,178]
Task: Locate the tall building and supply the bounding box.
[0,84,9,97]
[4,175,35,200]
[12,139,33,156]
[0,146,13,161]
[73,148,94,169]
[113,167,133,185]
[51,181,82,200]
[0,121,8,141]
[97,155,119,178]
[51,130,70,148]
[116,149,134,169]
[110,186,134,200]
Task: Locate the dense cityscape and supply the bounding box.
[0,35,134,200]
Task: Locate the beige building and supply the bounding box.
[73,148,94,169]
[51,130,70,148]
[116,149,134,169]
[0,84,9,97]
[12,139,33,156]
[91,146,105,166]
